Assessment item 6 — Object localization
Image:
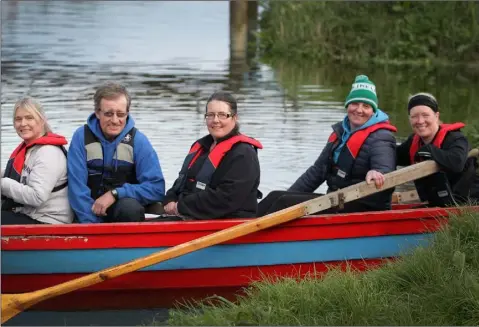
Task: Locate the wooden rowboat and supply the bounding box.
[2,204,478,312]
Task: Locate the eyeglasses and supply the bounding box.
[204,112,234,120]
[100,110,128,119]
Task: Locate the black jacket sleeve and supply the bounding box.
[396,135,414,167]
[164,141,198,205]
[163,177,181,204]
[288,143,331,193]
[177,144,260,219]
[425,131,469,173]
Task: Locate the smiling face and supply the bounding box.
[409,105,440,141]
[95,95,128,140]
[347,102,374,129]
[14,107,45,144]
[205,100,237,140]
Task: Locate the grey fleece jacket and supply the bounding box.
[1,145,74,224]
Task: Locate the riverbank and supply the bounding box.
[258,2,479,66]
[164,210,479,326]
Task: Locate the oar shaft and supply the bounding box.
[303,160,439,215]
[392,149,478,204]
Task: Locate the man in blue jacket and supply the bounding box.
[68,82,165,223]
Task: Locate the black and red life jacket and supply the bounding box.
[176,134,263,193]
[329,122,397,180]
[409,123,465,164]
[2,133,68,210]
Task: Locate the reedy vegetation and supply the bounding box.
[164,211,479,326]
[256,1,479,147]
[258,1,479,66]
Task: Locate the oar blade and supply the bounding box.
[1,293,35,324]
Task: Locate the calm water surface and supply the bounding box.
[1,1,477,326]
[1,0,346,197]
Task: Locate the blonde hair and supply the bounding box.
[13,97,52,133]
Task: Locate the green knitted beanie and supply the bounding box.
[344,75,378,112]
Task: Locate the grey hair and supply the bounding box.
[13,97,52,133]
[94,82,131,112]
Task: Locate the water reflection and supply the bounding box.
[1,1,346,196]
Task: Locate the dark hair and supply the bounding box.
[205,91,238,115]
[94,82,132,112]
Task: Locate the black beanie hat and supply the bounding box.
[407,93,439,113]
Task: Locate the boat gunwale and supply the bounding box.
[1,206,476,238]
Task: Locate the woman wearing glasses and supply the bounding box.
[1,97,74,224]
[163,91,263,219]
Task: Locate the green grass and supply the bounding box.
[163,210,479,326]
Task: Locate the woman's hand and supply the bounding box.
[365,169,385,189]
[164,201,179,215]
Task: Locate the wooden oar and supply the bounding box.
[392,149,479,204]
[392,190,420,204]
[0,157,465,323]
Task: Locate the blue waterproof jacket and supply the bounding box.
[67,113,165,223]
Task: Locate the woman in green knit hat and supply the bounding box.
[258,75,398,216]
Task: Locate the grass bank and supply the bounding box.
[258,1,479,66]
[164,210,479,326]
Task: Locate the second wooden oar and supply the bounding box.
[0,158,449,323]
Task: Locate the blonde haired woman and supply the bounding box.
[1,97,74,224]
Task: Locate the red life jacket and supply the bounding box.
[409,123,465,164]
[176,134,263,192]
[2,133,68,211]
[329,122,397,179]
[4,133,68,183]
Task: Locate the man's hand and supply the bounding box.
[366,169,385,189]
[92,191,116,216]
[164,202,179,215]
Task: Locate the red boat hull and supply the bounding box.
[2,205,477,311]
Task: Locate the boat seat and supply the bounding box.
[145,202,165,215]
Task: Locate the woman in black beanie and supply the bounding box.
[394,92,478,206]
